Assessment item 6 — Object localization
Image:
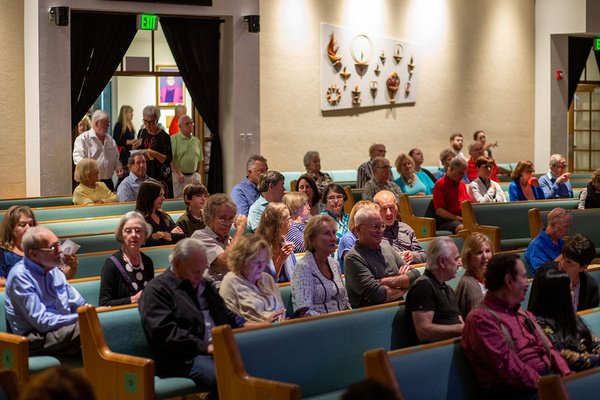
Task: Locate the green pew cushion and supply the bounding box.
[0,196,74,211]
[580,310,600,338]
[28,356,62,375]
[76,246,173,279]
[565,368,600,399]
[154,376,200,399]
[304,390,346,400]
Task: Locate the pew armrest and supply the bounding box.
[364,348,403,399]
[528,208,543,240]
[398,194,436,238]
[0,332,29,385]
[461,201,501,252]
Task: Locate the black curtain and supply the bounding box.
[160,17,223,194]
[568,37,593,108]
[71,12,137,129]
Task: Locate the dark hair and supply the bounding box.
[135,179,169,221]
[182,182,209,206]
[484,253,521,291]
[529,270,593,352]
[297,174,320,206]
[473,130,485,141]
[511,160,534,181]
[562,234,596,267]
[320,183,348,204]
[20,366,97,400]
[450,133,463,141]
[475,156,494,169]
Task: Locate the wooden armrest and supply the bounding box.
[343,186,355,215]
[537,374,568,400]
[398,194,436,238]
[364,348,402,398]
[0,332,29,385]
[461,201,501,252]
[528,208,543,240]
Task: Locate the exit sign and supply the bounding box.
[137,14,158,31]
[596,38,600,51]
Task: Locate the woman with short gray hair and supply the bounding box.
[303,151,333,194]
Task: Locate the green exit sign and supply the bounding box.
[137,14,158,31]
[596,39,600,51]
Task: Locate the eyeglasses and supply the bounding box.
[37,242,62,253]
[218,217,235,224]
[181,122,194,126]
[143,119,157,125]
[376,165,391,170]
[480,165,493,170]
[361,223,386,230]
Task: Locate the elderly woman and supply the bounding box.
[337,200,380,272]
[0,206,77,286]
[394,153,434,196]
[113,105,138,170]
[303,151,333,193]
[409,148,437,183]
[138,105,174,198]
[319,183,350,243]
[136,179,185,246]
[455,232,493,318]
[579,168,600,209]
[297,174,324,216]
[469,156,506,203]
[220,234,286,323]
[73,158,119,205]
[363,157,403,201]
[282,192,311,253]
[292,214,351,316]
[508,160,545,201]
[99,211,155,306]
[256,203,296,283]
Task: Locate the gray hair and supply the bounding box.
[369,142,385,156]
[91,110,109,124]
[468,141,483,153]
[169,238,206,268]
[203,193,237,225]
[303,151,319,168]
[174,104,186,114]
[142,105,161,120]
[246,154,268,172]
[115,211,152,244]
[257,171,284,193]
[22,226,52,258]
[354,207,380,226]
[178,115,191,127]
[549,154,565,167]
[425,237,456,271]
[439,149,454,162]
[449,157,467,170]
[370,156,389,170]
[128,153,146,166]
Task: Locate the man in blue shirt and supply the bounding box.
[229,155,268,216]
[538,154,573,199]
[525,208,573,276]
[247,170,285,231]
[6,226,87,356]
[117,153,149,202]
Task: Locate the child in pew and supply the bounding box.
[176,182,208,237]
[136,179,185,246]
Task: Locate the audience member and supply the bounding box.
[191,194,247,288]
[255,203,296,283]
[337,200,380,272]
[466,142,500,182]
[474,130,497,158]
[508,160,544,201]
[525,207,573,275]
[282,191,310,253]
[455,232,493,318]
[73,110,123,191]
[320,183,350,242]
[77,115,92,136]
[363,157,403,201]
[297,174,324,215]
[116,154,149,202]
[292,214,351,316]
[170,115,203,198]
[304,151,333,193]
[374,190,426,265]
[140,238,239,399]
[345,208,420,308]
[539,154,573,199]
[409,148,437,183]
[20,366,97,400]
[432,157,469,233]
[176,182,208,237]
[394,153,434,196]
[138,106,174,198]
[468,156,506,203]
[230,155,268,216]
[169,104,187,135]
[136,179,185,246]
[579,167,600,209]
[528,234,598,312]
[448,133,466,160]
[113,105,137,172]
[356,143,387,188]
[248,170,285,231]
[99,211,154,307]
[462,253,571,398]
[73,158,119,205]
[220,234,286,323]
[434,149,454,181]
[405,237,464,345]
[6,226,86,356]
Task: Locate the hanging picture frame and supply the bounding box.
[156,65,186,107]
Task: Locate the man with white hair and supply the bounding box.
[344,207,421,308]
[140,238,240,399]
[170,115,203,198]
[538,154,573,199]
[362,157,403,202]
[230,155,268,216]
[404,237,464,346]
[73,109,123,191]
[356,142,388,188]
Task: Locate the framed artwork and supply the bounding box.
[156,65,185,107]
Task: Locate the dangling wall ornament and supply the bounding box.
[340,66,351,87]
[408,56,415,75]
[393,43,404,63]
[380,50,386,64]
[405,82,411,94]
[386,71,400,103]
[350,34,374,76]
[370,81,378,99]
[374,64,381,76]
[352,85,362,105]
[326,85,342,105]
[327,32,342,66]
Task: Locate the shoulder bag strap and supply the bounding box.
[109,255,137,294]
[475,304,517,353]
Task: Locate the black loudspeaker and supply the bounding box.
[243,15,260,33]
[49,6,69,27]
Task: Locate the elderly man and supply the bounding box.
[344,207,421,308]
[247,171,285,231]
[5,226,86,356]
[140,239,240,399]
[465,141,500,182]
[525,207,573,276]
[373,190,426,265]
[362,157,403,202]
[539,154,573,199]
[404,237,464,346]
[528,234,599,312]
[462,253,571,398]
[169,104,187,136]
[191,194,247,288]
[356,142,387,188]
[116,153,148,202]
[230,155,268,216]
[170,115,203,198]
[73,109,123,191]
[432,157,469,233]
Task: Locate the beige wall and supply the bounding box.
[260,0,536,173]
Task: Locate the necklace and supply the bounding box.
[403,173,415,186]
[123,252,144,272]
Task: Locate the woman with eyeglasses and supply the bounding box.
[99,211,155,306]
[469,156,506,203]
[255,203,296,283]
[138,105,174,198]
[319,183,350,243]
[394,153,434,196]
[508,160,545,201]
[281,192,311,253]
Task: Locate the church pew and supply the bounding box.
[397,194,453,238]
[538,368,600,400]
[0,195,74,211]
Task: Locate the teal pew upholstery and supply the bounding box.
[0,196,74,211]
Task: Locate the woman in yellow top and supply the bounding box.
[73,158,119,205]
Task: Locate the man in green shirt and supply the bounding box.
[171,115,204,198]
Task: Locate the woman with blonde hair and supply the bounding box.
[282,191,311,253]
[113,105,138,169]
[337,200,380,272]
[455,232,493,318]
[73,158,119,205]
[394,153,434,196]
[508,160,544,201]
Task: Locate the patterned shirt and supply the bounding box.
[306,171,333,194]
[356,160,373,189]
[286,221,306,253]
[320,209,349,243]
[362,178,403,202]
[382,220,427,264]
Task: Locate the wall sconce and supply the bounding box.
[49,6,69,26]
[244,15,260,33]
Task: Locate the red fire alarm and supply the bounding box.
[556,70,563,80]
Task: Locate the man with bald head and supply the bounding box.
[170,115,204,198]
[525,207,574,276]
[373,190,426,265]
[356,142,388,188]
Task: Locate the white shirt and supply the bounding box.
[73,128,121,180]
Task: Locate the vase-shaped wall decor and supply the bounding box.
[326,85,342,105]
[350,34,374,76]
[393,43,403,63]
[405,82,411,95]
[408,56,415,75]
[327,32,342,66]
[374,64,381,76]
[386,71,400,103]
[380,50,386,64]
[340,66,351,87]
[352,85,362,105]
[370,81,378,99]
